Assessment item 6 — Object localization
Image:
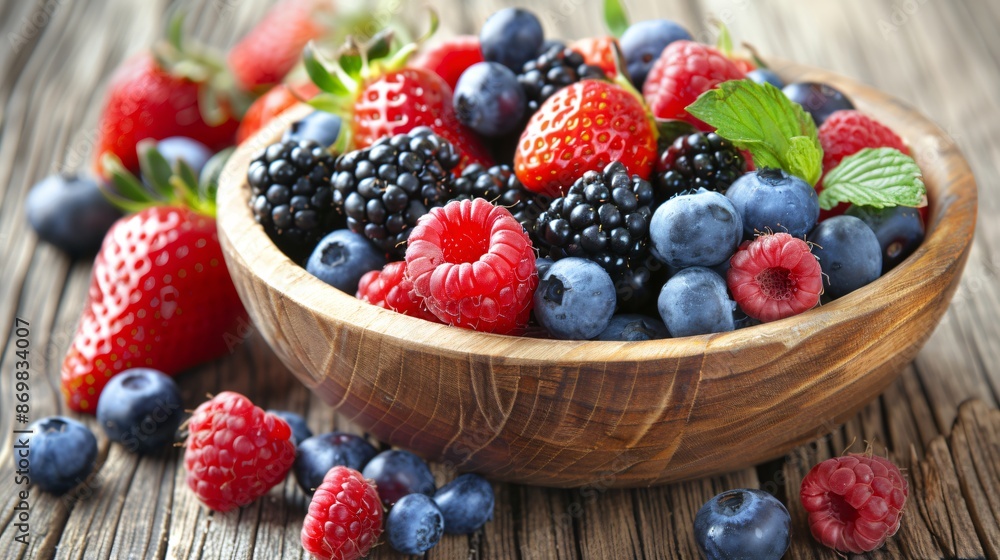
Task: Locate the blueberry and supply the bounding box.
[156,137,212,176]
[649,189,743,268]
[267,410,312,446]
[846,205,925,273]
[539,39,567,53]
[480,8,544,72]
[434,473,495,534]
[597,314,670,341]
[96,368,183,454]
[25,174,121,257]
[747,68,785,89]
[694,489,791,560]
[454,62,527,137]
[283,111,343,148]
[386,493,444,555]
[362,449,436,507]
[810,215,882,298]
[306,229,386,294]
[294,432,378,494]
[620,19,692,88]
[533,257,616,340]
[725,168,819,238]
[658,267,735,337]
[27,416,98,495]
[536,256,555,277]
[782,81,854,126]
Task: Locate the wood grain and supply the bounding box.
[0,0,998,558]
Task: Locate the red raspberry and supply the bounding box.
[301,466,383,560]
[184,392,296,512]
[819,110,908,174]
[356,261,441,323]
[411,35,484,90]
[728,233,822,322]
[642,41,745,130]
[800,454,908,554]
[570,36,620,78]
[406,198,537,334]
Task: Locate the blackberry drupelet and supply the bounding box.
[518,44,606,112]
[332,127,460,260]
[452,164,550,241]
[656,132,747,200]
[535,161,655,278]
[248,139,339,260]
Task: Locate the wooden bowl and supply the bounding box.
[216,61,976,488]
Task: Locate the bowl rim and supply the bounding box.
[216,60,977,366]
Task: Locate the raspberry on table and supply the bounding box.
[800,453,909,554]
[727,233,823,322]
[356,261,441,323]
[301,466,383,560]
[406,198,538,334]
[183,391,296,512]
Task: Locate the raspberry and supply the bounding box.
[301,466,383,560]
[642,41,745,130]
[727,233,822,322]
[800,453,908,554]
[406,198,537,334]
[819,110,908,174]
[356,261,441,323]
[183,392,296,512]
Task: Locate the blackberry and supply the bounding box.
[535,161,655,277]
[656,132,747,200]
[248,139,339,260]
[518,44,606,112]
[332,127,459,260]
[453,164,550,241]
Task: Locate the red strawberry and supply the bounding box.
[570,36,620,78]
[514,80,657,197]
[236,81,320,144]
[352,67,493,170]
[62,148,246,413]
[642,40,745,130]
[411,35,484,90]
[94,53,240,177]
[227,0,332,92]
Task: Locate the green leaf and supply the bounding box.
[166,11,185,53]
[137,140,175,201]
[304,44,351,96]
[818,148,926,210]
[604,0,630,38]
[715,20,733,56]
[308,92,353,115]
[687,79,823,185]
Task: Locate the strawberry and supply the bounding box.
[514,79,657,197]
[411,35,484,90]
[62,144,246,413]
[642,40,745,130]
[227,0,332,92]
[236,81,320,144]
[570,36,620,78]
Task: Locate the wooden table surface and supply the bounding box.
[1,0,999,558]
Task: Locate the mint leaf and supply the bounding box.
[819,148,925,210]
[687,79,823,185]
[604,0,630,38]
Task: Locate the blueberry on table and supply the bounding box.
[533,257,617,340]
[386,493,445,555]
[283,111,343,149]
[434,473,495,534]
[620,19,693,88]
[454,62,527,137]
[25,173,121,257]
[479,8,544,72]
[726,168,820,239]
[694,489,791,560]
[362,449,436,508]
[810,215,883,298]
[782,81,855,126]
[658,267,736,337]
[155,136,212,176]
[27,416,98,495]
[294,432,378,495]
[649,189,743,268]
[846,204,925,273]
[747,68,785,89]
[305,229,386,294]
[96,368,184,454]
[597,314,670,341]
[267,410,312,446]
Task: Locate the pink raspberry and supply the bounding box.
[642,41,745,130]
[406,198,537,334]
[301,466,383,560]
[728,233,822,322]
